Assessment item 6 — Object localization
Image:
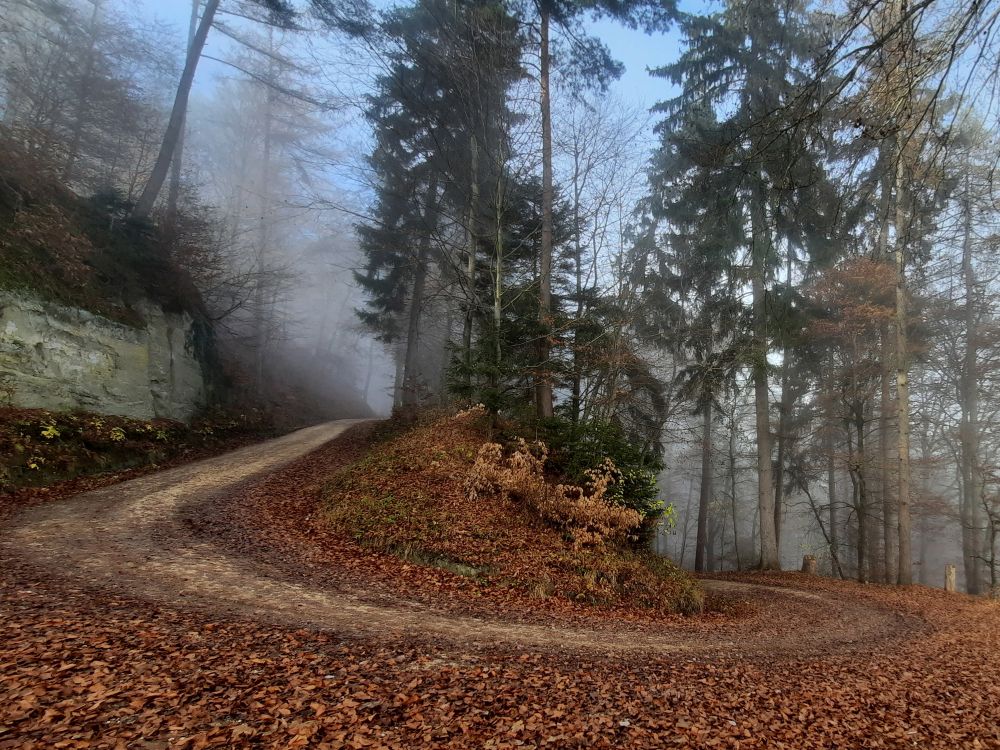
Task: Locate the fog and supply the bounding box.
[2,0,998,593]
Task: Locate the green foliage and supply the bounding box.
[323,460,452,551]
[534,417,665,522]
[354,0,525,346]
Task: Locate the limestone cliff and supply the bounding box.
[0,291,208,421]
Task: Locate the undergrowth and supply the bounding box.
[321,407,703,615]
[0,406,274,493]
[0,136,204,326]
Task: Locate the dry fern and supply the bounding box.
[466,438,643,548]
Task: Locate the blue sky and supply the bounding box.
[590,17,681,114]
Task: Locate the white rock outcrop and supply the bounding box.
[0,290,208,421]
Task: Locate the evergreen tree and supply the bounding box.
[648,0,837,569]
[354,0,524,408]
[522,0,676,419]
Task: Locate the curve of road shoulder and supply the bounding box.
[1,420,922,656]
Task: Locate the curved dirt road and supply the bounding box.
[2,421,917,656]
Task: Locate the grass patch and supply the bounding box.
[392,543,494,579]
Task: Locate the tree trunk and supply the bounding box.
[363,337,375,406]
[402,178,439,407]
[959,171,983,594]
[392,339,405,409]
[253,52,275,399]
[492,179,504,390]
[462,133,479,394]
[893,154,913,585]
[773,253,793,556]
[570,147,584,425]
[751,192,778,570]
[679,481,695,568]
[133,0,220,218]
[706,517,718,572]
[877,330,894,584]
[826,402,844,579]
[874,137,895,585]
[166,0,201,222]
[695,400,713,573]
[854,412,870,583]
[845,367,869,585]
[535,8,554,419]
[988,514,998,598]
[728,411,742,570]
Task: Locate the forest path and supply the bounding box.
[5,423,1000,748]
[2,421,915,657]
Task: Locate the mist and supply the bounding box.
[2,0,999,595]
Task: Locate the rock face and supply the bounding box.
[0,291,208,421]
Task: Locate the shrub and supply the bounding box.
[534,417,666,520]
[466,438,644,549]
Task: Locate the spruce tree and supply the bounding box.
[354,0,524,407]
[649,0,836,569]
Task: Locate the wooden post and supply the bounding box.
[945,564,957,593]
[801,555,817,575]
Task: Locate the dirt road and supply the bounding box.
[3,420,911,655]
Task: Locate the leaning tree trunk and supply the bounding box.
[534,8,554,419]
[253,69,275,399]
[166,0,201,223]
[133,0,220,218]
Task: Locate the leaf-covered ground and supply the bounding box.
[2,421,999,748]
[315,411,703,616]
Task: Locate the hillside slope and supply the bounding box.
[320,409,703,615]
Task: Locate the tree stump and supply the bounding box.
[945,564,957,593]
[801,555,817,575]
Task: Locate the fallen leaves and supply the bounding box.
[2,424,1000,748]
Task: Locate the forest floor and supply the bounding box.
[2,421,999,749]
